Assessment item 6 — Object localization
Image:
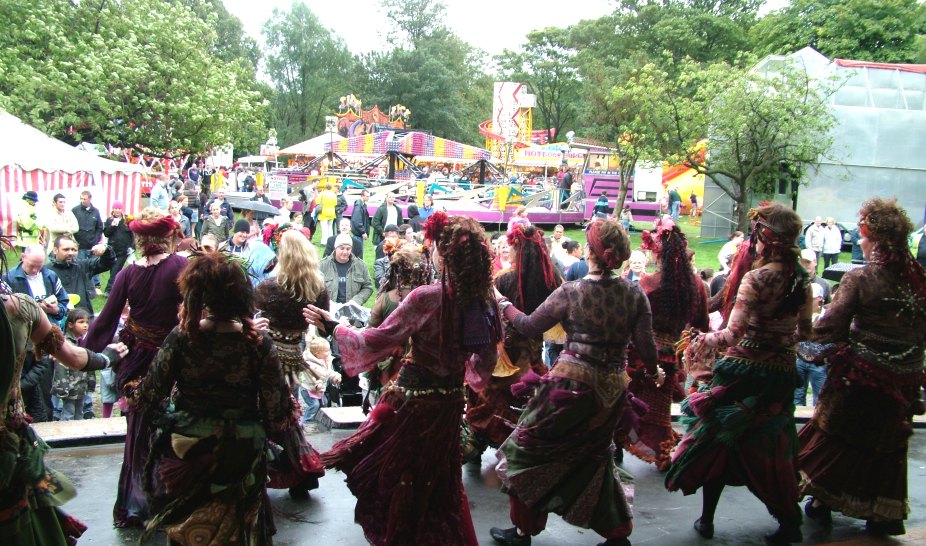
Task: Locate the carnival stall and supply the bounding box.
[0,112,148,237]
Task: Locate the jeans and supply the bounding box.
[300,387,327,424]
[58,398,85,421]
[78,248,101,287]
[794,358,827,406]
[670,201,681,220]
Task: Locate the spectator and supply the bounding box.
[821,217,842,268]
[250,185,272,223]
[371,193,403,245]
[52,308,93,421]
[324,218,363,259]
[805,216,826,272]
[564,252,589,281]
[849,227,865,263]
[623,250,648,284]
[72,191,105,293]
[240,169,256,192]
[689,191,699,218]
[335,187,349,226]
[543,235,566,276]
[558,166,572,206]
[619,205,634,231]
[350,189,372,240]
[102,201,134,297]
[149,174,172,210]
[320,233,373,306]
[48,235,115,317]
[799,249,832,305]
[794,283,827,407]
[667,186,682,221]
[549,224,570,261]
[560,239,582,270]
[40,193,79,251]
[225,219,253,256]
[168,200,191,239]
[717,231,744,273]
[398,223,415,244]
[315,182,338,242]
[205,187,234,225]
[419,193,435,221]
[593,192,611,217]
[374,224,400,260]
[506,206,530,234]
[299,337,341,426]
[709,252,734,296]
[15,191,41,252]
[201,202,230,242]
[406,204,424,232]
[492,237,512,274]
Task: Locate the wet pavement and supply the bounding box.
[47,425,926,545]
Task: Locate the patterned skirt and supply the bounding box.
[798,344,924,521]
[665,352,803,521]
[496,355,633,533]
[321,365,478,546]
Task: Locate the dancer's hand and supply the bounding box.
[653,365,666,388]
[303,305,338,335]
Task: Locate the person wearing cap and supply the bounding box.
[102,201,134,297]
[319,233,373,306]
[40,193,79,252]
[374,223,400,260]
[226,219,253,255]
[324,217,363,259]
[799,248,831,304]
[371,192,403,245]
[15,190,41,251]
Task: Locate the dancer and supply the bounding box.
[622,218,708,470]
[665,202,812,544]
[133,252,296,545]
[465,223,561,460]
[491,219,660,546]
[798,197,926,536]
[254,229,326,498]
[1,235,127,545]
[82,207,187,527]
[304,213,501,546]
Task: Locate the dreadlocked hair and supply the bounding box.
[504,224,561,313]
[655,226,696,324]
[721,202,807,324]
[177,252,261,345]
[436,216,493,308]
[383,245,433,293]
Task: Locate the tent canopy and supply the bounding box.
[279,133,346,156]
[0,112,146,174]
[327,131,491,162]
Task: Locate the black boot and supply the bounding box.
[866,519,905,536]
[693,517,714,539]
[803,498,832,526]
[490,527,531,546]
[597,537,631,546]
[764,519,802,545]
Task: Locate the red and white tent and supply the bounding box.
[0,112,148,237]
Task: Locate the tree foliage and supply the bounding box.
[496,28,581,143]
[751,0,926,63]
[0,0,267,155]
[262,2,356,147]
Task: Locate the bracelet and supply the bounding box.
[498,300,512,311]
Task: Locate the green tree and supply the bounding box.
[382,0,448,48]
[629,59,839,230]
[262,2,355,146]
[496,28,581,143]
[751,0,926,63]
[0,0,266,156]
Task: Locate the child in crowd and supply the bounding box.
[52,308,92,421]
[794,283,828,406]
[299,337,342,426]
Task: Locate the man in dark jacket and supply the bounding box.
[48,235,115,317]
[350,189,372,241]
[371,193,403,245]
[250,185,273,223]
[4,244,70,422]
[324,218,364,259]
[72,190,104,292]
[102,200,134,296]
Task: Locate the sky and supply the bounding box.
[223,0,790,60]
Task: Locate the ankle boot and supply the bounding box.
[804,498,832,526]
[764,519,802,545]
[490,526,531,546]
[693,517,714,539]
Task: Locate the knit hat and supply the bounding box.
[233,219,251,234]
[383,224,399,234]
[334,233,353,248]
[22,191,38,202]
[112,200,124,210]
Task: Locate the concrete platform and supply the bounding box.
[44,424,926,545]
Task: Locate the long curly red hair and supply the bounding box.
[177,252,261,345]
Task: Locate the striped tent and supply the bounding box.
[0,112,148,238]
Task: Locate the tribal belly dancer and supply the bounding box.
[798,197,926,537]
[1,235,127,545]
[82,207,186,528]
[622,218,708,470]
[255,229,326,498]
[304,213,501,546]
[464,224,561,460]
[490,219,659,546]
[665,202,812,544]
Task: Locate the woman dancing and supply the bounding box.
[133,252,297,545]
[798,197,926,536]
[665,202,812,544]
[490,219,660,546]
[82,207,187,528]
[465,223,561,459]
[254,229,326,498]
[622,218,708,470]
[1,236,127,545]
[304,213,501,546]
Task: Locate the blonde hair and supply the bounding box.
[276,230,325,302]
[308,336,330,355]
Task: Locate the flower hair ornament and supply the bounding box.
[640,216,677,253]
[422,210,450,246]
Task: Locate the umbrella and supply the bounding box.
[233,200,280,216]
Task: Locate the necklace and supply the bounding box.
[587,270,604,276]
